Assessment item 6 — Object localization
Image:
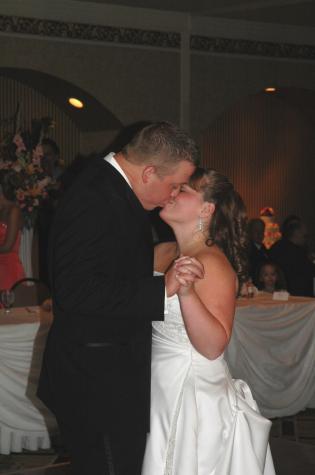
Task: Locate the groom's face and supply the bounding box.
[140,160,195,210]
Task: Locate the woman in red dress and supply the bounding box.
[0,169,25,290]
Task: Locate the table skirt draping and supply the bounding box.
[225,295,315,418]
[0,309,57,454]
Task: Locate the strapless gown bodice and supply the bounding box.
[142,294,275,475]
[152,294,192,345]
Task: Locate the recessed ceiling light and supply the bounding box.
[68,97,84,108]
[264,87,276,93]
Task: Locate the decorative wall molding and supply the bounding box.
[1,14,315,60]
[191,35,315,61]
[0,15,180,49]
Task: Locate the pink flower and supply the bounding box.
[28,206,33,212]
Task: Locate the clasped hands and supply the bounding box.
[165,256,204,297]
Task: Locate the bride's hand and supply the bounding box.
[175,257,204,296]
[165,256,204,297]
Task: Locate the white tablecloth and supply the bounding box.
[1,295,314,453]
[0,307,57,454]
[225,293,315,418]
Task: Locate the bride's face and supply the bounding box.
[160,184,205,226]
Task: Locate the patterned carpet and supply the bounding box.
[0,410,314,474]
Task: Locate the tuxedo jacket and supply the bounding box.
[38,157,165,434]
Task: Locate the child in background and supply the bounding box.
[257,262,287,293]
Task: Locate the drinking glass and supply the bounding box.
[0,290,15,314]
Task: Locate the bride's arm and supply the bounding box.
[177,253,236,360]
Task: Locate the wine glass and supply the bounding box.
[0,289,15,314]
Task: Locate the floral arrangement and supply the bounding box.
[0,117,55,229]
[260,207,281,249]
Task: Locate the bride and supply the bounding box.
[142,168,275,475]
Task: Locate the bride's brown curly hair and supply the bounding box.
[189,167,248,285]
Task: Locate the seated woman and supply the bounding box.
[256,261,287,293]
[0,169,25,290]
[143,168,275,475]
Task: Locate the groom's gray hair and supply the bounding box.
[121,121,199,174]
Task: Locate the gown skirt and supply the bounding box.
[141,295,275,475]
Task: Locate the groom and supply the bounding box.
[38,122,200,474]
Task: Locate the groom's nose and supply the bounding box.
[170,186,180,198]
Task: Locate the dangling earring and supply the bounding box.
[197,216,204,233]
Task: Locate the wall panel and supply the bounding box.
[201,92,315,241]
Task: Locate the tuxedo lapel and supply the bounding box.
[98,160,153,248]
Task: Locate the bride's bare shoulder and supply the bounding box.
[196,245,235,278]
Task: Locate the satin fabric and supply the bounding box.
[142,294,275,475]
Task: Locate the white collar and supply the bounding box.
[104,152,132,188]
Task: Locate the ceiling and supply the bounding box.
[76,0,315,28]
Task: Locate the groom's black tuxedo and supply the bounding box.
[38,157,165,474]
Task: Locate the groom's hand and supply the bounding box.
[165,256,204,297]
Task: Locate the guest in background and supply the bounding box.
[256,261,287,293]
[247,218,269,286]
[59,153,93,193]
[0,169,25,290]
[41,138,63,180]
[270,219,315,297]
[280,214,301,236]
[37,139,62,288]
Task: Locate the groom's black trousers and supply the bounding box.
[57,415,147,475]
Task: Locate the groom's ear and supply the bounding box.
[142,165,156,184]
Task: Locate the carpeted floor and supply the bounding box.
[0,409,314,474]
[0,451,58,474]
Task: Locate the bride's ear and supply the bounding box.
[200,202,215,219]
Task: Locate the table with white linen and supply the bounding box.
[225,293,315,418]
[0,306,57,454]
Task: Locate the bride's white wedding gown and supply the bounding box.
[142,293,276,475]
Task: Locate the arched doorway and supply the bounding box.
[0,68,122,277]
[0,68,122,162]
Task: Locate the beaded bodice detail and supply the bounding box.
[152,294,191,345]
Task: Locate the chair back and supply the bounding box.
[10,278,51,307]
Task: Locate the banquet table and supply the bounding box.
[1,295,315,454]
[0,306,57,455]
[225,293,315,419]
